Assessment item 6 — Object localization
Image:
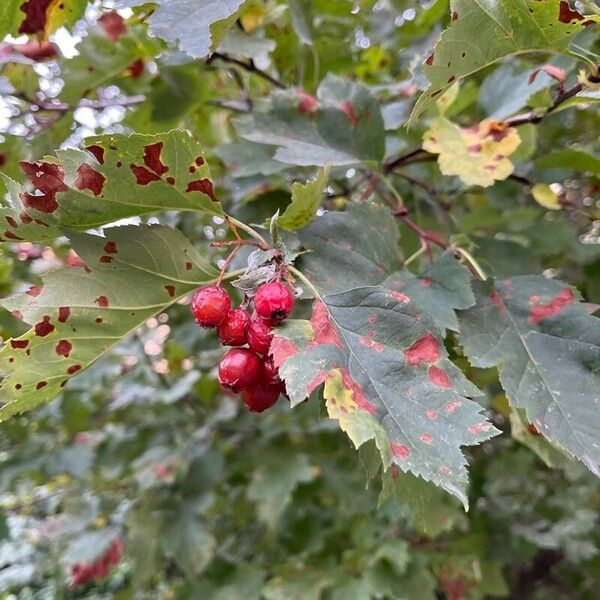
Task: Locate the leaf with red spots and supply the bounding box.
[0,225,218,420]
[273,287,498,506]
[410,0,599,125]
[59,25,160,105]
[299,203,475,332]
[14,0,87,38]
[0,131,222,243]
[459,276,600,476]
[235,74,385,166]
[422,118,521,187]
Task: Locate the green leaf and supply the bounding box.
[263,565,334,600]
[278,167,330,231]
[60,26,158,105]
[247,453,315,527]
[235,74,385,166]
[0,131,222,243]
[127,503,163,588]
[118,0,245,58]
[536,148,600,176]
[272,287,499,506]
[0,0,87,38]
[299,204,475,331]
[0,2,23,39]
[479,62,565,120]
[213,141,287,178]
[410,0,599,124]
[379,466,466,537]
[384,252,475,332]
[510,407,575,470]
[161,503,215,578]
[0,225,218,419]
[458,277,600,475]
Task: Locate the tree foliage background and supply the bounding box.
[0,0,599,598]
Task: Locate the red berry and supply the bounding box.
[192,285,231,327]
[262,357,281,386]
[254,282,294,323]
[218,308,249,346]
[247,315,273,355]
[218,348,261,392]
[241,381,280,412]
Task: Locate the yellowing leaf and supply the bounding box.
[532,183,562,210]
[423,118,521,187]
[436,81,460,115]
[240,3,265,32]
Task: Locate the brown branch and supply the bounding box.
[383,67,599,174]
[208,52,287,89]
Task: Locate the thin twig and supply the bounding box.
[208,52,287,89]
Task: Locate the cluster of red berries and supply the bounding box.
[70,539,124,588]
[192,281,294,412]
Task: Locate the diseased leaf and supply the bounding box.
[458,277,600,475]
[383,252,475,333]
[60,26,159,105]
[117,0,245,58]
[278,167,330,231]
[411,0,599,123]
[3,0,87,39]
[0,131,221,243]
[272,287,499,506]
[422,117,521,187]
[235,75,385,166]
[0,225,218,419]
[299,203,474,331]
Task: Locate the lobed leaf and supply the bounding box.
[0,131,221,243]
[278,166,330,231]
[117,0,245,59]
[272,287,499,506]
[458,276,600,475]
[0,225,218,419]
[299,203,475,331]
[235,75,385,166]
[422,118,521,187]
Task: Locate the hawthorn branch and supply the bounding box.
[383,67,599,174]
[208,52,287,89]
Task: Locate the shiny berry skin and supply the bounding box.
[254,282,294,323]
[262,357,281,386]
[218,348,261,392]
[247,315,273,355]
[241,381,280,413]
[191,285,231,327]
[218,308,250,346]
